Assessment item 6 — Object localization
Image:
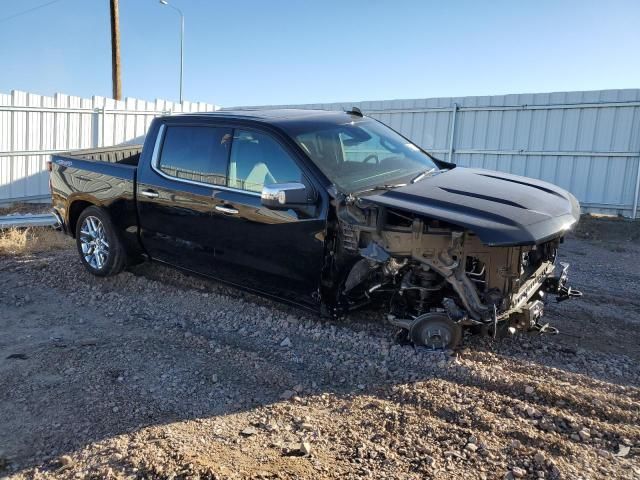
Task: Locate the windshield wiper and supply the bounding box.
[356,182,406,194]
[411,167,437,183]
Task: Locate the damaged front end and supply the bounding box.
[323,195,582,349]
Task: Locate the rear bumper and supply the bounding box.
[51,208,66,233]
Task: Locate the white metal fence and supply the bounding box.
[0,90,218,204]
[2,88,640,218]
[243,89,640,219]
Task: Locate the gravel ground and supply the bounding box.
[0,221,639,479]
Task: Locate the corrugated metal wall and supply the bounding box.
[241,89,640,218]
[0,90,218,204]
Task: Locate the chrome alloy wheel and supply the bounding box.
[79,216,110,270]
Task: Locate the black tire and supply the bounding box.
[409,312,462,350]
[75,206,126,277]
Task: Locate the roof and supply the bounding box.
[173,108,363,126]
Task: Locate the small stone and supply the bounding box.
[579,429,590,441]
[59,455,74,467]
[534,452,545,465]
[525,386,535,395]
[241,427,258,436]
[510,439,521,449]
[526,407,537,417]
[465,443,478,453]
[112,406,119,413]
[597,449,611,458]
[299,441,312,456]
[511,466,527,478]
[280,390,295,400]
[211,374,218,383]
[280,337,292,347]
[300,423,314,431]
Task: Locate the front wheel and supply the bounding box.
[75,206,126,277]
[409,312,462,350]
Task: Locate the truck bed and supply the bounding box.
[50,145,141,243]
[62,144,143,166]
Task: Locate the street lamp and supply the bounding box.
[159,0,184,103]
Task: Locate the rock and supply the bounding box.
[57,455,74,471]
[511,466,527,478]
[526,406,537,417]
[510,439,522,449]
[299,441,312,456]
[525,385,535,395]
[534,451,545,465]
[597,449,611,459]
[211,374,218,383]
[578,429,590,441]
[280,390,295,400]
[465,443,478,453]
[614,445,630,457]
[280,337,292,347]
[241,427,258,436]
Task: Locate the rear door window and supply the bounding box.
[158,126,232,186]
[228,130,303,193]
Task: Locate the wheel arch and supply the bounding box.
[68,197,102,238]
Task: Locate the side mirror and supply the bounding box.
[261,182,313,209]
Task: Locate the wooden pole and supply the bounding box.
[109,0,122,100]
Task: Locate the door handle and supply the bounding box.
[140,189,159,198]
[215,205,239,215]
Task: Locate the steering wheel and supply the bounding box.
[363,154,379,164]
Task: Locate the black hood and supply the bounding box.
[361,167,580,246]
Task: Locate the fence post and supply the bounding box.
[448,103,458,162]
[633,155,640,219]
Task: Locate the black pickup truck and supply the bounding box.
[50,109,581,348]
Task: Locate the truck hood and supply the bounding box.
[360,167,580,246]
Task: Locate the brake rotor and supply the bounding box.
[409,312,462,350]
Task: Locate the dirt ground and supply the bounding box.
[0,217,639,479]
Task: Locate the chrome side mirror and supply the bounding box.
[261,182,311,209]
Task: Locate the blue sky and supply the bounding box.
[0,0,638,107]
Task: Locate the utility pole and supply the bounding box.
[109,0,122,100]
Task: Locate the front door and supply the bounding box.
[207,128,327,307]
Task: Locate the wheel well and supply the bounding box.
[68,201,95,237]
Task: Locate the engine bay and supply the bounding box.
[321,194,581,349]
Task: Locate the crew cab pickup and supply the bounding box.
[50,109,581,348]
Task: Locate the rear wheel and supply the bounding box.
[75,206,126,276]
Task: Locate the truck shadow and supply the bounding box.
[1,254,639,477]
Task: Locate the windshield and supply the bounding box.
[289,118,438,192]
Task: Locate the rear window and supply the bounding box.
[158,126,232,185]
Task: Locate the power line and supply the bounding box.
[0,0,67,24]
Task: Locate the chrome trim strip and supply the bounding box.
[148,123,261,198]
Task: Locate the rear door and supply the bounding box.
[136,122,233,274]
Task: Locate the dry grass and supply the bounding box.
[0,227,72,256]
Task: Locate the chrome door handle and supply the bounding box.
[140,189,159,198]
[215,205,239,215]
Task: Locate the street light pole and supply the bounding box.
[159,0,184,103]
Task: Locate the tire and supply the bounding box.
[409,312,462,350]
[75,206,126,277]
